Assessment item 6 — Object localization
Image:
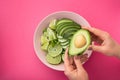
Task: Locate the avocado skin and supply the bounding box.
[69,29,91,55]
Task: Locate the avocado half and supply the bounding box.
[69,29,91,55]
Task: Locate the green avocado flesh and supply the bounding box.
[69,29,91,55]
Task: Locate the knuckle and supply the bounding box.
[104,32,110,37]
[64,71,69,76]
[102,31,110,39]
[64,70,72,76]
[91,27,95,32]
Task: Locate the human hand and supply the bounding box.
[64,48,89,80]
[83,27,120,58]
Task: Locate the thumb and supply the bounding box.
[74,56,84,71]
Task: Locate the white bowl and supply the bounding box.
[33,11,92,71]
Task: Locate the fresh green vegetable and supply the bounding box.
[56,18,73,26]
[48,43,62,57]
[40,18,82,65]
[47,28,57,41]
[46,54,61,65]
[41,42,49,51]
[49,19,57,30]
[40,35,49,45]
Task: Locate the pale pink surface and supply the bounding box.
[0,0,120,80]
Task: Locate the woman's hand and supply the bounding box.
[64,48,89,80]
[83,27,120,58]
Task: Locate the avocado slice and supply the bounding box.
[56,22,79,34]
[69,29,91,55]
[56,18,73,26]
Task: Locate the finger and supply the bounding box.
[91,44,105,53]
[64,48,69,65]
[82,27,106,40]
[64,48,73,71]
[74,56,84,71]
[69,56,74,65]
[79,54,88,63]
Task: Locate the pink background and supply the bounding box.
[0,0,120,80]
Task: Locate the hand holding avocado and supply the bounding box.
[83,27,120,58]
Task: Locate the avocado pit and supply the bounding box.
[74,34,86,48]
